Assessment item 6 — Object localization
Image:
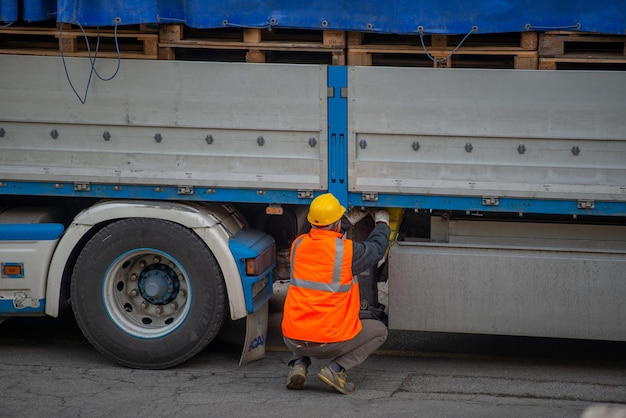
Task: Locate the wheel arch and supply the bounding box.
[45,200,248,320]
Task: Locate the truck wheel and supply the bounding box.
[70,218,227,369]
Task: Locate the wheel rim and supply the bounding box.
[102,248,192,338]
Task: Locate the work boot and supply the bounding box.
[317,365,355,394]
[285,362,307,390]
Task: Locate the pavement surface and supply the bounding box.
[0,285,625,418]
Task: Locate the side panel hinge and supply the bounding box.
[177,186,194,195]
[74,182,90,192]
[297,190,314,199]
[577,199,595,209]
[482,196,500,206]
[362,192,379,202]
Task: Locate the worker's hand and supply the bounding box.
[374,210,390,225]
[344,207,369,225]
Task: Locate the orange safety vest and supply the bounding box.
[281,228,362,343]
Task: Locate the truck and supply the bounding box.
[1,1,625,369]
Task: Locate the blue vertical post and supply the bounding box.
[327,66,349,207]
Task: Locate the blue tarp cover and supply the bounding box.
[1,1,625,35]
[0,0,55,22]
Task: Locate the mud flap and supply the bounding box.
[239,301,269,366]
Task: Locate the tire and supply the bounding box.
[70,218,227,369]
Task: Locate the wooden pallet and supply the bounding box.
[158,24,346,65]
[347,31,539,69]
[538,31,626,70]
[540,31,626,57]
[0,23,158,59]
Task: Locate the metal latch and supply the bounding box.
[298,190,314,199]
[178,186,194,195]
[362,192,379,202]
[482,196,499,206]
[577,200,595,210]
[74,183,90,192]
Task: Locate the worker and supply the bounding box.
[281,193,391,394]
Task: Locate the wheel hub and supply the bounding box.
[138,264,180,305]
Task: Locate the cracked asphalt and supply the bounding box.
[1,308,625,418]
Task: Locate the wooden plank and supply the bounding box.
[246,49,266,63]
[347,32,365,46]
[331,51,346,66]
[539,56,626,70]
[520,32,538,50]
[431,35,447,48]
[159,24,183,43]
[347,51,372,66]
[515,55,538,69]
[539,31,626,58]
[323,30,346,47]
[243,28,262,44]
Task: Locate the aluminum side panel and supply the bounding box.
[348,67,626,202]
[388,242,626,341]
[0,55,328,191]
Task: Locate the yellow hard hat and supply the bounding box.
[307,193,346,226]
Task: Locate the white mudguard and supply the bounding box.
[239,302,269,366]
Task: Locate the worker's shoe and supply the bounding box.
[317,365,355,394]
[285,362,308,390]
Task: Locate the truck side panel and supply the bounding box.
[0,55,328,193]
[348,66,626,206]
[389,239,626,341]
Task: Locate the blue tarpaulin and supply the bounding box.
[1,1,625,35]
[0,0,55,22]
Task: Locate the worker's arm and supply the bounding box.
[351,214,390,275]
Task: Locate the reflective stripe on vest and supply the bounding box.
[290,235,356,293]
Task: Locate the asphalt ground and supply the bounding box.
[1,284,625,417]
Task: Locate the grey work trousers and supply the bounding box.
[283,319,388,371]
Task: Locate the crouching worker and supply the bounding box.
[281,193,391,394]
